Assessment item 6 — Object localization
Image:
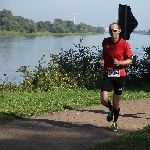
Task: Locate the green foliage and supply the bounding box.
[53,39,150,89]
[13,38,103,91]
[0,87,150,123]
[17,55,78,92]
[0,74,17,92]
[126,46,150,87]
[0,89,100,122]
[1,38,150,92]
[58,38,103,89]
[90,125,150,150]
[0,9,105,34]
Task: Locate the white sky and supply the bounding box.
[0,0,149,30]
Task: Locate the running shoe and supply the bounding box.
[107,111,113,122]
[110,122,118,131]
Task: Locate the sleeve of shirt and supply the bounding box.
[124,41,133,59]
[102,39,106,60]
[102,39,105,48]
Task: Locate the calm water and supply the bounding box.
[0,33,150,84]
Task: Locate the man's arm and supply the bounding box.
[100,51,104,67]
[114,58,132,66]
[116,41,133,66]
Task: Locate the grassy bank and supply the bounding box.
[89,125,150,150]
[0,87,150,123]
[0,30,99,37]
[0,87,150,149]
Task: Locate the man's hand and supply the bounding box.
[114,58,133,66]
[114,59,120,66]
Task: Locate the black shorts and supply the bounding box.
[101,76,126,95]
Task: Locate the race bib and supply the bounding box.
[108,69,120,77]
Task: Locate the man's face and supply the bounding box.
[109,24,121,38]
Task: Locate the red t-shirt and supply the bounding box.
[102,37,133,76]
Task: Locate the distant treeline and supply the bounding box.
[134,30,150,35]
[0,9,105,34]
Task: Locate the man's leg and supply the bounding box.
[101,91,113,122]
[101,91,111,109]
[110,77,125,131]
[100,76,113,122]
[113,94,121,123]
[109,94,121,131]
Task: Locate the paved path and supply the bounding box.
[0,98,150,150]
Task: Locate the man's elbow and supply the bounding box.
[129,60,133,65]
[125,59,132,65]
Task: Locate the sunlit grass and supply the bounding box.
[89,125,150,150]
[0,87,150,149]
[0,87,150,123]
[0,89,99,121]
[0,30,98,37]
[121,87,150,100]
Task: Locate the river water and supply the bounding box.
[0,33,150,84]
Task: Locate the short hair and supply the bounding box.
[109,22,120,29]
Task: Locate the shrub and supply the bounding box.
[2,38,150,92]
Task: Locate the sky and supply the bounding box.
[0,0,150,31]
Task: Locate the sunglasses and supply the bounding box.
[109,29,119,33]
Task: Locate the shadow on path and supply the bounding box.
[0,116,132,150]
[76,109,147,119]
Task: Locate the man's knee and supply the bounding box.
[114,90,123,95]
[113,107,120,112]
[100,91,109,106]
[101,99,107,106]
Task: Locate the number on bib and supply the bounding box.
[108,69,120,77]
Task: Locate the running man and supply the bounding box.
[100,22,133,131]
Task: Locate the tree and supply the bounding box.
[51,19,65,33]
[23,19,37,33]
[76,22,88,33]
[0,9,105,34]
[0,9,14,30]
[66,20,76,33]
[96,26,105,34]
[36,21,52,32]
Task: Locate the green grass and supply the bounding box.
[89,125,150,150]
[0,30,99,37]
[0,87,150,149]
[0,87,150,123]
[0,89,100,123]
